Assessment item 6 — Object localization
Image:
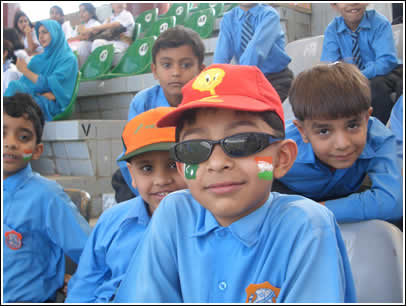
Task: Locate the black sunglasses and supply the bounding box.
[170,132,283,164]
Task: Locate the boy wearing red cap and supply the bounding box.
[66,107,186,303]
[114,64,356,303]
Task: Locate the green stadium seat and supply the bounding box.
[132,23,142,42]
[160,3,190,25]
[52,71,81,121]
[135,8,158,34]
[185,8,215,39]
[144,16,176,38]
[196,3,224,18]
[100,36,157,79]
[80,44,114,81]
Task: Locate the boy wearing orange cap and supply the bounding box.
[65,107,186,303]
[114,64,356,303]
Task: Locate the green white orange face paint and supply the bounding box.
[22,150,33,161]
[184,164,198,180]
[255,156,274,181]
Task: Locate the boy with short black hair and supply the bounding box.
[321,3,402,124]
[275,62,402,223]
[3,93,91,303]
[66,107,186,302]
[114,64,356,303]
[114,25,205,201]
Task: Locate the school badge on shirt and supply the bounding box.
[5,230,23,250]
[245,281,280,303]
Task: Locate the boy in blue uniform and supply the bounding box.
[3,93,91,303]
[113,64,356,303]
[114,25,205,202]
[214,4,293,102]
[65,107,186,302]
[321,3,402,124]
[275,62,402,223]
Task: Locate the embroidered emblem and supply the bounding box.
[192,68,226,95]
[5,230,23,250]
[246,281,280,303]
[254,157,274,181]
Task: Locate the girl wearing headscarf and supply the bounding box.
[68,3,101,67]
[4,20,78,121]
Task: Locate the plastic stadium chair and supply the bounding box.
[392,23,403,60]
[80,44,114,81]
[339,219,403,303]
[52,71,81,121]
[185,8,215,39]
[196,3,224,18]
[160,3,190,25]
[144,16,176,38]
[132,22,142,42]
[135,8,158,34]
[101,36,157,78]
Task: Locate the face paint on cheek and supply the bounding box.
[254,156,274,181]
[22,150,33,161]
[184,164,198,180]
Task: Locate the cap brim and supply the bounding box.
[118,142,175,162]
[157,95,276,127]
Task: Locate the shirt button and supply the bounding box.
[218,281,227,291]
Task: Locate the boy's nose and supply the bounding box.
[334,132,351,149]
[206,144,232,172]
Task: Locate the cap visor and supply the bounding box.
[118,142,175,162]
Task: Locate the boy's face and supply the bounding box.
[239,4,257,11]
[176,109,297,227]
[3,113,43,180]
[332,3,368,31]
[127,150,186,215]
[294,108,372,170]
[151,45,204,107]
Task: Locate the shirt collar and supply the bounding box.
[191,194,273,248]
[337,10,372,33]
[237,4,261,20]
[3,164,33,193]
[122,197,151,227]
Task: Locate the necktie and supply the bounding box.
[351,28,364,69]
[241,11,254,52]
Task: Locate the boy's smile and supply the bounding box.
[333,3,368,31]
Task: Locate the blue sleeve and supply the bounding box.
[325,134,402,222]
[213,15,234,64]
[279,216,356,302]
[114,200,182,302]
[128,92,146,121]
[321,25,342,62]
[239,10,282,67]
[361,21,399,79]
[65,221,108,302]
[45,190,91,263]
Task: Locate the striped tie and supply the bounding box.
[351,28,364,69]
[241,11,254,52]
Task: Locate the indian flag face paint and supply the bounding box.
[184,164,198,180]
[22,150,33,161]
[254,157,274,181]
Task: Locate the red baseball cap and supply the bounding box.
[157,64,284,127]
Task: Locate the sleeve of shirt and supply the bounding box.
[45,190,91,263]
[65,220,109,302]
[128,92,146,121]
[118,11,135,28]
[325,134,403,222]
[239,10,283,67]
[321,25,342,62]
[361,22,399,79]
[279,208,356,302]
[114,200,182,302]
[213,16,234,64]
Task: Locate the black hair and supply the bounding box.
[4,28,24,51]
[152,25,205,65]
[3,93,45,144]
[175,109,285,142]
[13,10,34,36]
[50,5,65,24]
[79,3,99,22]
[3,40,15,62]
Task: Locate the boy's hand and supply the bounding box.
[62,274,72,296]
[41,92,56,101]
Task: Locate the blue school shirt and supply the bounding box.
[117,85,170,197]
[3,164,91,303]
[389,95,403,170]
[279,117,402,223]
[321,10,399,80]
[213,4,291,75]
[114,190,356,303]
[65,197,150,302]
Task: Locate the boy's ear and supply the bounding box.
[199,63,206,72]
[367,106,373,117]
[293,119,309,143]
[126,162,137,189]
[176,162,185,178]
[151,63,158,80]
[273,139,298,179]
[31,143,44,161]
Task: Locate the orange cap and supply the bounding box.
[119,107,176,162]
[157,64,284,127]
